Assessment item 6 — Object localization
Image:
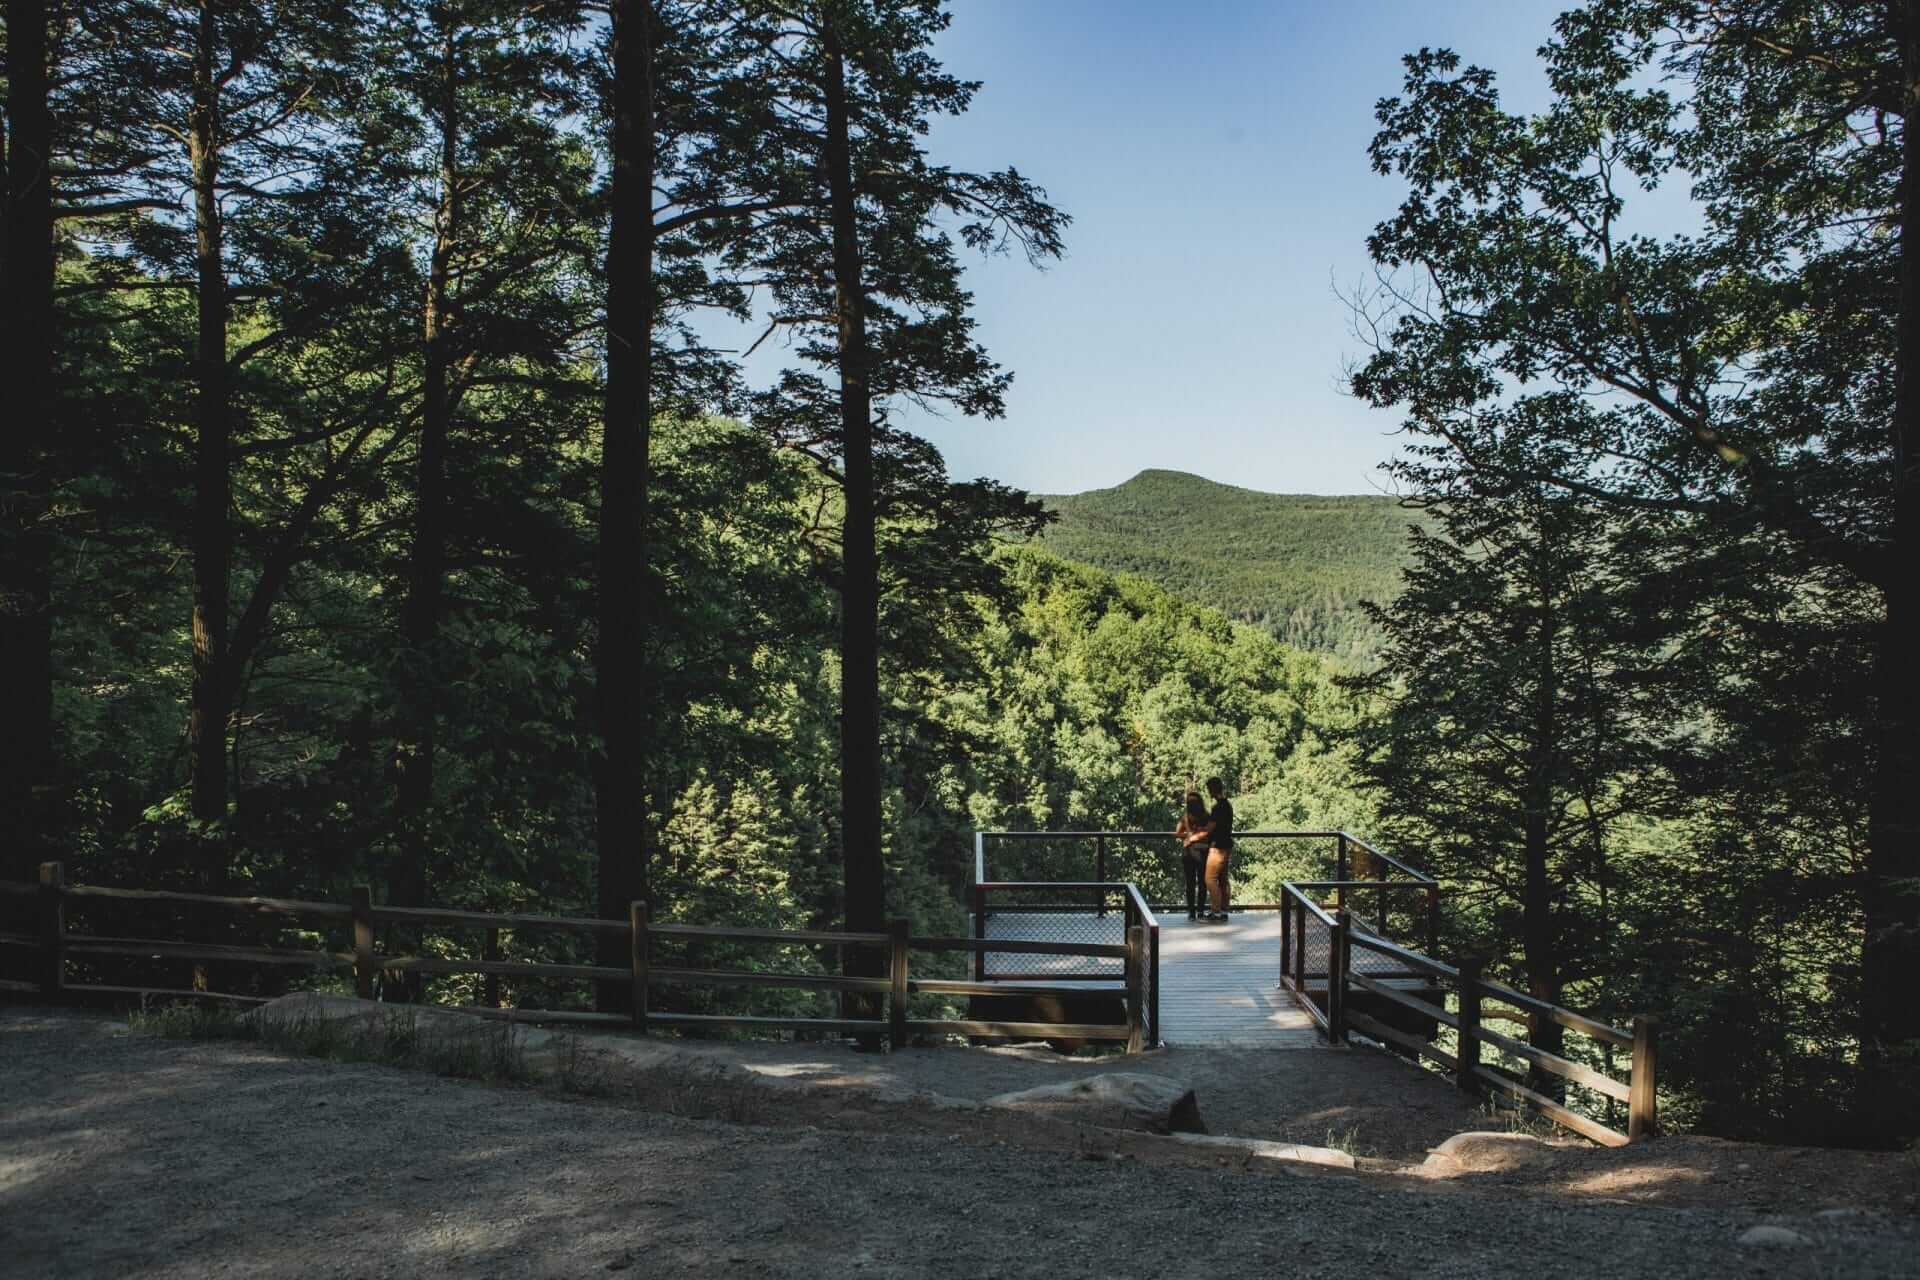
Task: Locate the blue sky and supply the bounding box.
[888,0,1570,497]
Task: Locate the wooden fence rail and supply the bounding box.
[0,865,1152,1049]
[1271,877,1655,1146]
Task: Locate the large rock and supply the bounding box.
[1170,1133,1357,1170]
[984,1072,1205,1134]
[1737,1226,1810,1248]
[1422,1131,1564,1173]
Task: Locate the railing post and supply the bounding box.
[888,917,910,1050]
[629,901,649,1033]
[1629,1015,1659,1140]
[971,884,986,983]
[1125,923,1145,1054]
[1094,836,1107,917]
[1292,898,1306,987]
[1148,922,1160,1050]
[974,830,985,887]
[1328,908,1349,1043]
[351,885,374,1000]
[1456,956,1483,1095]
[1336,832,1348,884]
[1279,893,1292,981]
[1375,862,1388,935]
[1425,883,1439,955]
[37,862,64,1000]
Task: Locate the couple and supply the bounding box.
[1176,777,1234,922]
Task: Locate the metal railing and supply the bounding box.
[966,879,1159,1049]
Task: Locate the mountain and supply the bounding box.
[1029,469,1423,667]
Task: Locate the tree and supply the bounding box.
[1353,1,1920,1126]
[1345,480,1676,1089]
[1,0,56,880]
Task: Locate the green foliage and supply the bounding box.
[1030,470,1427,666]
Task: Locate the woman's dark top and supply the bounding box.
[1208,798,1234,852]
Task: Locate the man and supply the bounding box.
[1197,776,1233,922]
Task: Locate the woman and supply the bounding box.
[1173,790,1209,920]
[1199,776,1234,922]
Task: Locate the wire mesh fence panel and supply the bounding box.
[979,837,1100,885]
[1223,836,1339,908]
[975,882,1127,978]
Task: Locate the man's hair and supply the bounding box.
[1206,776,1225,794]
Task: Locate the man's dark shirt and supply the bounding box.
[1208,798,1234,851]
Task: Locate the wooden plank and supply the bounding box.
[64,937,354,970]
[367,904,629,936]
[452,1006,633,1027]
[0,977,42,993]
[1456,957,1482,1095]
[648,966,891,994]
[378,956,626,982]
[645,1013,883,1034]
[0,932,39,948]
[1350,971,1459,1029]
[64,883,351,920]
[62,983,268,1006]
[1473,976,1632,1047]
[1469,1021,1632,1103]
[646,923,889,946]
[907,1019,1131,1041]
[1473,1066,1629,1147]
[911,936,1130,959]
[1348,1010,1457,1071]
[0,879,37,896]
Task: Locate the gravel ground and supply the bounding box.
[3,1009,1917,1278]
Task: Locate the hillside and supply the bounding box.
[1031,470,1423,667]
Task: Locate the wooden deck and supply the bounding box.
[977,909,1323,1048]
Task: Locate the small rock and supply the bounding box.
[1738,1226,1810,1248]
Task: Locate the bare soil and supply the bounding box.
[4,1007,1917,1278]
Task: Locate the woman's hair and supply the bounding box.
[1184,790,1206,819]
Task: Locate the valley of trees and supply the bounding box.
[3,0,1917,1148]
[1033,470,1425,667]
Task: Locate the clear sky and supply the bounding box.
[873,0,1571,497]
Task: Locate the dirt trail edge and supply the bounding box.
[3,1010,1915,1278]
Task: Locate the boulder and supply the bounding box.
[1170,1133,1356,1170]
[1422,1131,1563,1173]
[984,1072,1204,1134]
[1737,1225,1811,1248]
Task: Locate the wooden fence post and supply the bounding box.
[1328,908,1349,1044]
[1456,957,1483,1095]
[1425,883,1440,955]
[1336,833,1348,884]
[1375,862,1388,935]
[1121,924,1136,1059]
[351,886,374,1000]
[1292,899,1306,988]
[483,928,502,1008]
[1629,1015,1659,1140]
[629,902,649,1033]
[1094,836,1107,917]
[38,862,64,999]
[888,917,910,1050]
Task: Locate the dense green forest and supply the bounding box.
[1032,470,1424,665]
[3,0,1919,1148]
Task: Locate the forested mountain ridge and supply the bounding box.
[1030,470,1425,665]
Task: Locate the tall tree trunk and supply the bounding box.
[1863,0,1920,1127]
[1,0,55,886]
[1524,522,1564,1091]
[187,0,231,865]
[595,0,655,1006]
[393,24,460,926]
[822,22,886,988]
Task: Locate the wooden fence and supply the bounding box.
[1276,880,1656,1147]
[0,864,1153,1050]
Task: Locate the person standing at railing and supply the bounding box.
[1174,789,1209,920]
[1194,776,1235,922]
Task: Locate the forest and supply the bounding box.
[2,0,1917,1149]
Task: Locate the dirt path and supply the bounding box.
[3,1010,1917,1278]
